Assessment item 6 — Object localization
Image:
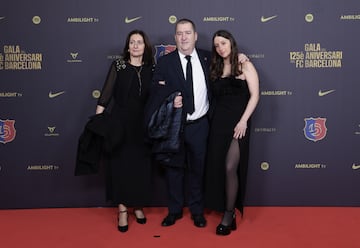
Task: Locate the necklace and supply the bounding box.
[134,65,143,96]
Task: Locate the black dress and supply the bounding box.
[205,76,251,214]
[98,59,153,206]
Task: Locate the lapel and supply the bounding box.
[171,50,187,92]
[196,49,212,101]
[169,49,210,92]
[196,48,210,85]
[172,50,186,80]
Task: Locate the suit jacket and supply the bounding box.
[147,91,183,165]
[145,48,212,125]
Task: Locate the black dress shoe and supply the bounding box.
[192,214,207,228]
[118,210,128,233]
[161,213,183,226]
[118,224,128,232]
[216,218,237,236]
[136,216,147,224]
[134,209,147,224]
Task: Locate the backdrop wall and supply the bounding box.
[1,0,359,208]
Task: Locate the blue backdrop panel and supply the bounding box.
[0,0,359,208]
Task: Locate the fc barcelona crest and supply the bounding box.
[303,117,327,142]
[154,44,176,63]
[0,119,16,144]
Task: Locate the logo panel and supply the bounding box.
[352,164,360,170]
[125,16,142,23]
[0,119,16,144]
[261,15,278,23]
[154,45,176,63]
[318,89,335,97]
[304,117,327,142]
[49,91,65,98]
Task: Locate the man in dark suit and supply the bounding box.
[146,18,211,228]
[146,18,248,228]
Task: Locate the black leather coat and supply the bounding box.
[147,92,183,165]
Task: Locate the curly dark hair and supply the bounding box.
[210,30,242,81]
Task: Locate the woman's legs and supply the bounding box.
[134,208,145,219]
[221,139,240,226]
[119,204,147,228]
[118,203,128,232]
[134,208,147,224]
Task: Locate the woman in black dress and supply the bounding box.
[205,30,260,235]
[96,30,154,232]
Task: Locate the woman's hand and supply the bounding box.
[238,53,249,64]
[96,105,105,114]
[234,120,247,139]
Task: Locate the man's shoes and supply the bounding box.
[161,213,183,226]
[192,214,207,228]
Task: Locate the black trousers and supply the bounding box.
[165,116,209,215]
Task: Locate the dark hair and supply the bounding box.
[175,18,196,33]
[122,30,154,65]
[210,30,242,81]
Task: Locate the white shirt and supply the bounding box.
[178,50,209,121]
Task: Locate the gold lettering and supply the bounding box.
[4,45,20,53]
[305,51,342,60]
[0,92,17,97]
[203,17,230,22]
[305,59,341,68]
[304,43,321,52]
[27,165,54,170]
[4,61,42,70]
[5,53,42,61]
[261,91,288,96]
[295,163,321,169]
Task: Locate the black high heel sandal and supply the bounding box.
[216,211,237,236]
[134,208,147,224]
[118,209,128,232]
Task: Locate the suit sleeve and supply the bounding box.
[144,56,176,128]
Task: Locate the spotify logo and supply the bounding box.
[32,16,41,24]
[92,90,101,99]
[169,15,177,24]
[261,162,270,171]
[305,14,314,23]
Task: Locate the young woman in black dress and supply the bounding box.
[205,30,260,236]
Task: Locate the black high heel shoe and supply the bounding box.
[118,209,128,232]
[216,211,237,236]
[134,208,147,224]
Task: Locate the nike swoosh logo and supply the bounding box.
[318,89,335,97]
[49,91,65,98]
[125,16,142,23]
[261,15,277,23]
[352,164,360,170]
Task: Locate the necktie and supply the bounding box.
[185,55,195,114]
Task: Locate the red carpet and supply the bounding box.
[0,207,359,248]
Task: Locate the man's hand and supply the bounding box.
[174,94,183,108]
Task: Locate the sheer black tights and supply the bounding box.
[221,138,240,226]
